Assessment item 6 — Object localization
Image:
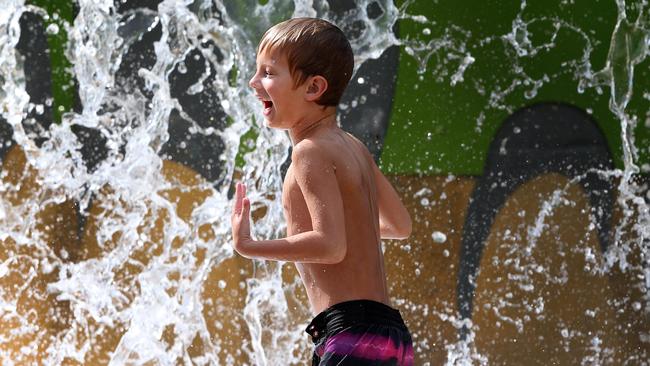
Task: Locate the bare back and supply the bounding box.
[282,127,388,314]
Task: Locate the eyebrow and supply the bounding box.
[257,59,279,70]
[255,53,280,69]
[256,63,273,73]
[257,53,278,64]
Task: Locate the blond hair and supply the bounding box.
[258,18,354,106]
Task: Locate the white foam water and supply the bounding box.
[0,0,648,364]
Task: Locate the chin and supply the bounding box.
[265,118,288,130]
[264,118,278,128]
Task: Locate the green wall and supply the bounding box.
[381,0,649,174]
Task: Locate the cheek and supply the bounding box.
[263,82,283,100]
[262,78,276,90]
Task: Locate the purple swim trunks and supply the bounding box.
[305,300,414,366]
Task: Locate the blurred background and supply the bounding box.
[0,0,648,364]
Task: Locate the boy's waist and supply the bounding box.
[305,299,407,343]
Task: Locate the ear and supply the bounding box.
[304,75,328,102]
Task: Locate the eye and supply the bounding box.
[264,69,272,77]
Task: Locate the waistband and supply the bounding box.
[305,299,407,343]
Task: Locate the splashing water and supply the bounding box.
[1,0,649,365]
[0,0,399,364]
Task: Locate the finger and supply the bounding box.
[233,182,243,215]
[243,197,250,216]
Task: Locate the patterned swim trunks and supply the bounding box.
[305,300,414,365]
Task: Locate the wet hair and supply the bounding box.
[257,17,354,107]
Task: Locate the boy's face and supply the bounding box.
[249,50,306,129]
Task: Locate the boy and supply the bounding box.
[231,17,414,366]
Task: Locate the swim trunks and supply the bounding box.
[305,299,414,366]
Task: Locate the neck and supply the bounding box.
[289,111,337,144]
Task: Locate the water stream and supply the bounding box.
[0,0,648,365]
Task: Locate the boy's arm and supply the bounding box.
[231,142,347,264]
[372,161,412,239]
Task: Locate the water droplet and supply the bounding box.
[524,89,537,99]
[46,23,59,35]
[177,62,187,74]
[561,329,570,338]
[431,231,447,243]
[187,82,204,95]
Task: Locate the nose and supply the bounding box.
[249,72,260,90]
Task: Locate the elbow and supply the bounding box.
[401,217,413,239]
[390,233,409,240]
[380,208,412,240]
[380,221,412,240]
[323,239,347,264]
[393,215,412,240]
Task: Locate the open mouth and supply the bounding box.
[262,100,273,115]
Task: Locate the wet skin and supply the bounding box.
[231,50,411,314]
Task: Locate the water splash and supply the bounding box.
[394,0,650,363]
[0,0,400,364]
[2,0,649,364]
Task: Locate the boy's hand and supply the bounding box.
[231,182,252,252]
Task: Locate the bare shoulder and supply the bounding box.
[291,138,332,165]
[292,130,374,181]
[290,138,337,182]
[292,138,321,156]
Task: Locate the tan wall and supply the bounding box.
[386,174,649,364]
[0,146,76,364]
